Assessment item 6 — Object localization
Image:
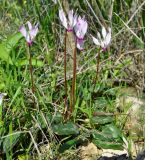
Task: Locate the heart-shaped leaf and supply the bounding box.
[102,124,122,139]
[90,115,113,125]
[92,139,123,150]
[52,122,79,135]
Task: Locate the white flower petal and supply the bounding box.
[19,26,27,38]
[59,9,68,29]
[30,27,38,41]
[91,36,101,46]
[108,27,111,34]
[100,41,105,49]
[0,95,3,106]
[102,26,107,39]
[52,0,57,4]
[104,31,111,47]
[0,93,6,106]
[97,32,101,41]
[73,13,77,27]
[82,21,88,36]
[68,10,74,27]
[27,21,32,30]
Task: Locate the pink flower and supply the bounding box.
[19,21,38,46]
[59,9,77,32]
[91,26,111,51]
[74,16,88,50]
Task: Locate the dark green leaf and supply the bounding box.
[90,115,113,125]
[92,139,123,150]
[102,124,122,139]
[52,113,63,124]
[58,138,82,153]
[52,122,79,135]
[92,130,114,142]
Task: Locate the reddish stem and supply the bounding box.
[93,49,101,89]
[64,30,68,115]
[27,45,35,106]
[70,37,77,113]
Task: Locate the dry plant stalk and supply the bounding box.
[62,0,77,116]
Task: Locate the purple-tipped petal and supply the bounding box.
[59,9,68,29]
[19,21,38,44]
[77,38,84,50]
[92,26,111,50]
[19,25,27,38]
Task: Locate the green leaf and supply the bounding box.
[92,130,114,142]
[92,139,123,150]
[52,113,63,124]
[92,124,123,150]
[0,44,13,64]
[58,138,82,153]
[52,122,79,135]
[5,32,22,52]
[102,124,122,139]
[90,115,113,125]
[0,32,22,64]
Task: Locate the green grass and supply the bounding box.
[0,0,145,159]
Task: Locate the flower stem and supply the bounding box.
[70,38,77,114]
[63,30,68,116]
[93,49,101,90]
[27,45,35,106]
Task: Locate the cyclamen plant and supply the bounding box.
[91,26,111,89]
[59,9,78,116]
[19,21,38,107]
[59,9,88,116]
[91,26,111,51]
